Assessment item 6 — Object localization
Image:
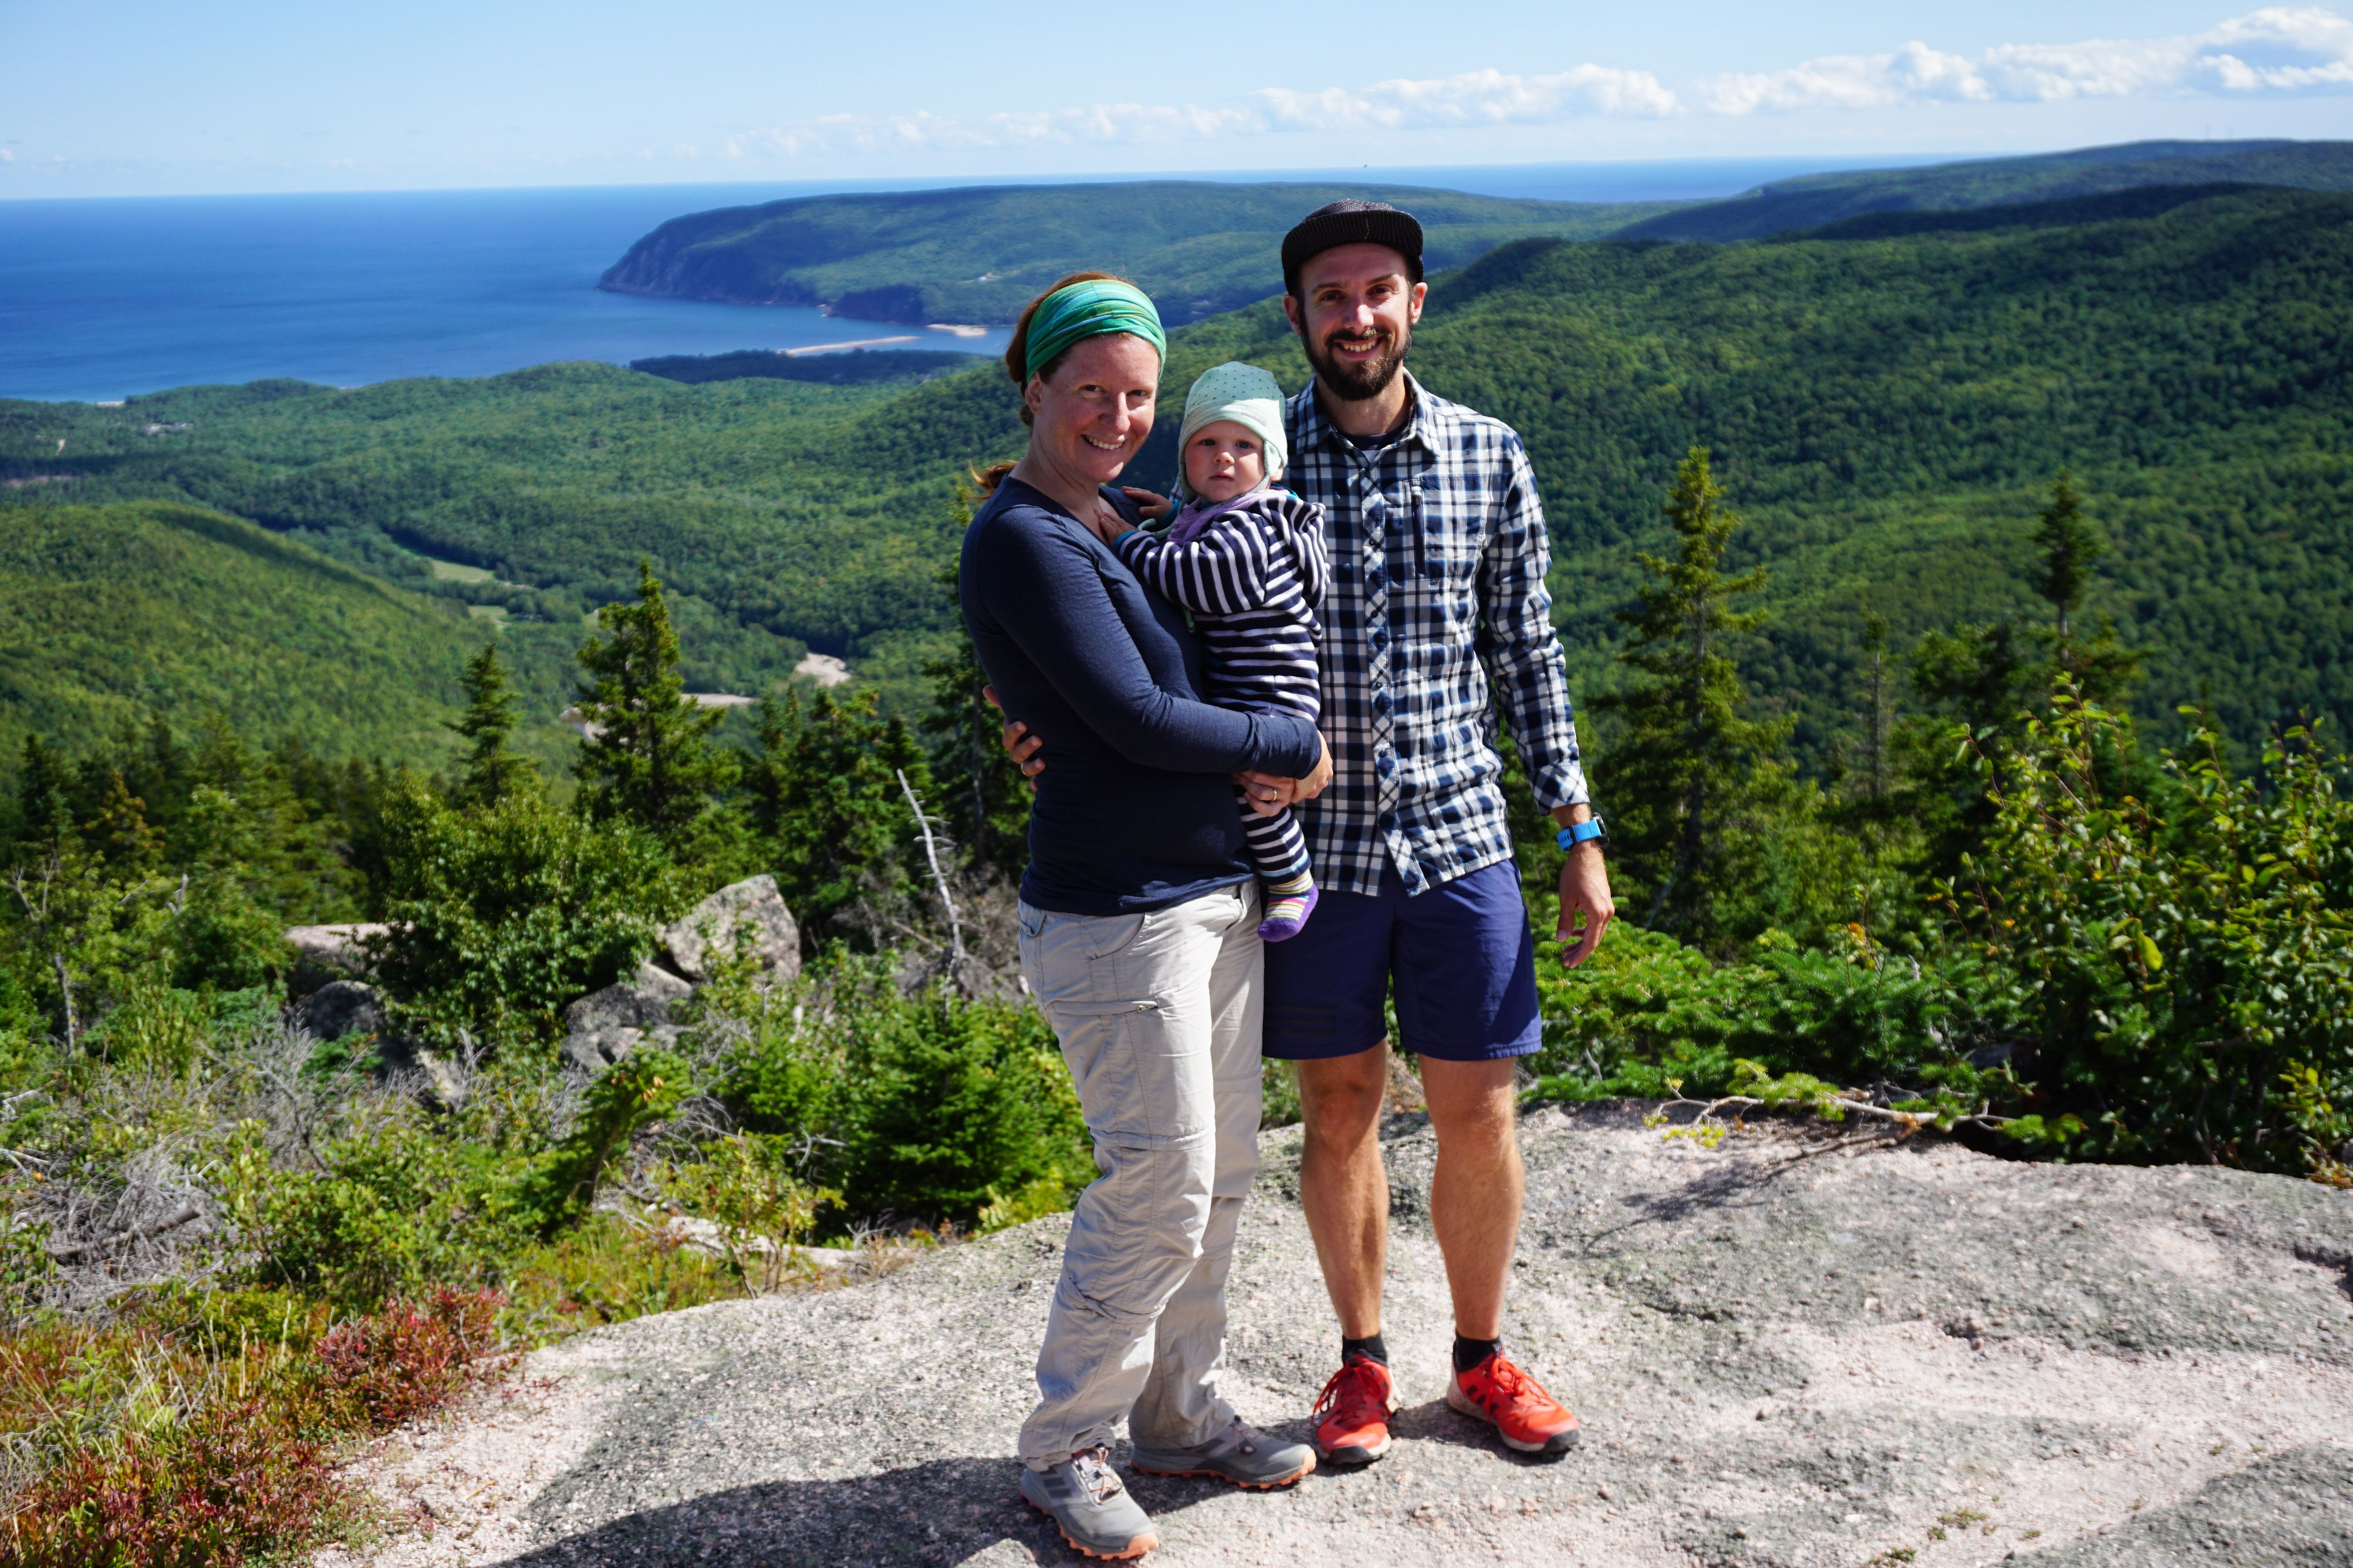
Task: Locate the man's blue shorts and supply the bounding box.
[1261,859,1542,1063]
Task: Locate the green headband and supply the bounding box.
[1024,279,1166,383]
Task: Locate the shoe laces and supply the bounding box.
[1222,1418,1262,1456]
[1313,1355,1388,1423]
[1072,1446,1125,1503]
[1479,1354,1552,1409]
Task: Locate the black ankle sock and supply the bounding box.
[1453,1335,1501,1374]
[1341,1333,1389,1366]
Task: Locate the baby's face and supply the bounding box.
[1184,420,1266,503]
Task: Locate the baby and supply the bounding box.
[1117,362,1329,941]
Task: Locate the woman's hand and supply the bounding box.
[1235,732,1332,815]
[1080,501,1129,545]
[984,686,1046,788]
[1120,486,1173,523]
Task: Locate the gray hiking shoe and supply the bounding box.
[1020,1446,1160,1560]
[1130,1417,1317,1489]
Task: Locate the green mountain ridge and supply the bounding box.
[1617,137,2353,242]
[596,179,1682,327]
[7,183,2351,776]
[597,140,2353,333]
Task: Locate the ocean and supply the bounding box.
[0,155,1954,404]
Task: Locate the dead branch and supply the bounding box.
[47,1201,200,1263]
[896,768,966,974]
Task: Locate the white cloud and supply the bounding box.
[1255,65,1679,129]
[1702,6,2353,114]
[729,64,1677,159]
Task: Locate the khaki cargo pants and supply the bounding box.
[1015,883,1263,1469]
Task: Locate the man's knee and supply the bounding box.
[1296,1048,1387,1146]
[1420,1058,1520,1152]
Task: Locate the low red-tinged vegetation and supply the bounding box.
[316,1286,516,1431]
[0,1289,513,1568]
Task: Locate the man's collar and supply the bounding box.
[1297,369,1428,454]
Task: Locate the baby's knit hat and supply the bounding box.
[1175,362,1289,500]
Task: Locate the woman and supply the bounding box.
[958,273,1329,1560]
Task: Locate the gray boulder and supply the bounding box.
[562,965,693,1072]
[293,979,385,1042]
[659,874,800,983]
[290,979,462,1105]
[283,922,388,999]
[563,1022,684,1075]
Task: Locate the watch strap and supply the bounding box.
[1556,817,1606,851]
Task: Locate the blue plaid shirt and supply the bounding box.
[1284,372,1589,897]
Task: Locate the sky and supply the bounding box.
[4,1,2350,198]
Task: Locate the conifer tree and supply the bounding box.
[449,643,539,809]
[2030,470,2099,645]
[747,690,931,947]
[1596,447,1787,938]
[574,560,734,843]
[8,737,73,855]
[2026,471,2144,702]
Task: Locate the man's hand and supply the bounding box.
[983,686,1045,789]
[1552,805,1614,969]
[1236,733,1332,816]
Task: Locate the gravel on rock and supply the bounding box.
[316,1103,2353,1568]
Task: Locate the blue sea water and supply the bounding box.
[0,155,1955,403]
[0,184,1016,403]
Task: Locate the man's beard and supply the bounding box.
[1305,321,1410,402]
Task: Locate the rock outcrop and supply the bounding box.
[560,965,692,1072]
[289,978,462,1104]
[284,923,387,999]
[658,874,800,984]
[292,979,386,1043]
[315,1106,2353,1567]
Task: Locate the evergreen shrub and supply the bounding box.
[721,955,1091,1227]
[365,778,686,1051]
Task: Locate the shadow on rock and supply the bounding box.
[1578,1146,1804,1255]
[506,1452,1244,1567]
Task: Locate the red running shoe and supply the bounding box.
[1446,1350,1582,1454]
[1310,1351,1397,1465]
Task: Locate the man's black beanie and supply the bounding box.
[1281,200,1425,295]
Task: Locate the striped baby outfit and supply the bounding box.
[1116,486,1329,884]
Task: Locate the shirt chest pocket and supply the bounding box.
[1411,477,1481,585]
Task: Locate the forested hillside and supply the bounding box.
[0,369,924,703]
[597,179,1682,326]
[7,184,2351,764]
[600,141,2353,323]
[1618,137,2353,241]
[0,500,580,767]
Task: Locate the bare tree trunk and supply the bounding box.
[896,769,967,977]
[52,952,78,1051]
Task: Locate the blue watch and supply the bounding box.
[1557,816,1608,852]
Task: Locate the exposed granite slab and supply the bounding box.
[318,1104,2353,1568]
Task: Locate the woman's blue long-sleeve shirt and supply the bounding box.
[959,478,1322,916]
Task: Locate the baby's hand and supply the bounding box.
[1120,486,1173,523]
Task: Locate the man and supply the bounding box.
[1249,200,1612,1463]
[1000,199,1612,1466]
